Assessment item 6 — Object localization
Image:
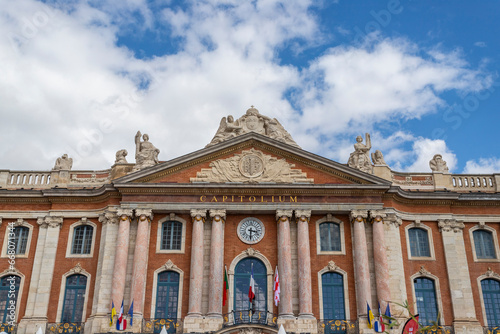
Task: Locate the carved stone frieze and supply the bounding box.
[438,219,464,233]
[70,174,109,184]
[349,210,368,223]
[191,148,313,184]
[37,216,63,229]
[207,106,300,148]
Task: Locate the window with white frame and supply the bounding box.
[161,221,182,250]
[481,278,500,327]
[13,226,29,255]
[414,277,439,326]
[405,223,435,260]
[316,215,345,255]
[71,225,93,255]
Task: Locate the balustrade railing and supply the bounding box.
[318,319,357,334]
[142,318,180,334]
[223,310,278,328]
[6,172,51,187]
[46,322,83,334]
[0,323,16,333]
[452,174,496,191]
[419,326,454,334]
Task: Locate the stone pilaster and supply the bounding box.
[206,209,225,330]
[87,209,120,334]
[350,210,371,319]
[438,219,482,334]
[295,210,313,319]
[187,209,207,317]
[18,216,63,334]
[276,209,294,320]
[111,209,133,308]
[370,210,391,311]
[130,209,153,326]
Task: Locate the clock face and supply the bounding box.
[237,218,265,244]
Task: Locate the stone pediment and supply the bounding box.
[190,148,313,184]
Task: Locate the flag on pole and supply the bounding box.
[273,266,280,306]
[116,300,127,330]
[367,302,374,329]
[109,301,116,326]
[223,266,229,306]
[385,302,392,325]
[128,300,134,326]
[374,302,385,332]
[401,315,419,334]
[248,264,255,303]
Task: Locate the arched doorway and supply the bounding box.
[233,258,267,324]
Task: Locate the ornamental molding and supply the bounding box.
[98,210,118,225]
[350,210,368,223]
[0,266,22,277]
[478,221,486,229]
[68,263,86,275]
[276,209,293,221]
[116,208,134,219]
[484,267,500,280]
[135,208,154,221]
[238,328,263,334]
[327,261,339,272]
[418,265,432,277]
[385,213,402,227]
[243,247,261,258]
[438,219,464,233]
[190,148,313,184]
[163,259,180,271]
[37,216,63,229]
[369,210,387,223]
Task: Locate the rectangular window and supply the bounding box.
[473,230,496,259]
[409,228,431,257]
[161,221,182,250]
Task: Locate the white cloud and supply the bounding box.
[464,158,500,174]
[474,41,487,48]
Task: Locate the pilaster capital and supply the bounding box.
[385,212,402,227]
[438,219,464,233]
[98,210,119,225]
[135,208,154,222]
[369,210,387,223]
[295,209,311,222]
[349,210,368,223]
[190,209,207,223]
[276,209,293,222]
[209,209,226,222]
[37,216,63,229]
[116,208,134,221]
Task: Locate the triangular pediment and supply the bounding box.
[113,132,391,187]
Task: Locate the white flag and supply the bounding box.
[273,266,280,306]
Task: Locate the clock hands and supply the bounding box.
[247,227,257,240]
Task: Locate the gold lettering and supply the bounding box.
[200,195,206,202]
[261,196,267,202]
[290,196,297,202]
[222,196,228,202]
[279,196,284,202]
[272,196,275,202]
[232,195,235,202]
[239,196,245,202]
[211,196,218,202]
[249,196,256,202]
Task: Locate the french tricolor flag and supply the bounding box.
[116,300,127,331]
[248,264,255,303]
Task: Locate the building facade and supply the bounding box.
[0,108,499,334]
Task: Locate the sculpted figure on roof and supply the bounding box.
[348,133,373,174]
[429,154,449,172]
[53,154,73,170]
[134,131,160,171]
[206,106,300,148]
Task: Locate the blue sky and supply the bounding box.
[0,0,499,174]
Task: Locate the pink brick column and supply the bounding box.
[296,210,314,319]
[187,209,207,317]
[277,209,294,319]
[350,210,371,317]
[131,208,153,319]
[111,208,133,308]
[370,210,391,311]
[207,209,226,318]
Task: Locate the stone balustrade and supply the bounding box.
[0,169,110,189]
[452,174,497,191]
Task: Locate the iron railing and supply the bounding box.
[419,326,454,334]
[223,310,278,328]
[485,327,500,334]
[0,323,16,334]
[142,318,180,334]
[318,319,357,334]
[46,322,83,334]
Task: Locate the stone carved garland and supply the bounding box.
[190,148,313,184]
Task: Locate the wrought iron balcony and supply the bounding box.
[142,318,180,334]
[223,310,278,328]
[0,323,16,334]
[485,327,500,334]
[318,319,357,334]
[419,326,454,333]
[46,322,83,334]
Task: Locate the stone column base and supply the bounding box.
[183,316,223,333]
[17,317,47,334]
[452,320,483,334]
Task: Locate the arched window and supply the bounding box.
[322,272,345,321]
[409,228,430,257]
[71,225,93,255]
[161,221,182,250]
[319,223,341,252]
[473,230,496,259]
[0,276,20,323]
[61,274,87,323]
[414,278,439,326]
[13,227,29,255]
[481,279,500,327]
[155,271,179,321]
[234,258,267,323]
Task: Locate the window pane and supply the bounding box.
[481,279,500,326]
[161,221,182,250]
[61,274,87,323]
[72,225,93,255]
[409,228,430,257]
[234,258,267,316]
[322,272,345,320]
[414,278,439,326]
[0,276,20,323]
[155,271,180,329]
[320,222,341,252]
[473,230,496,259]
[14,227,29,255]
